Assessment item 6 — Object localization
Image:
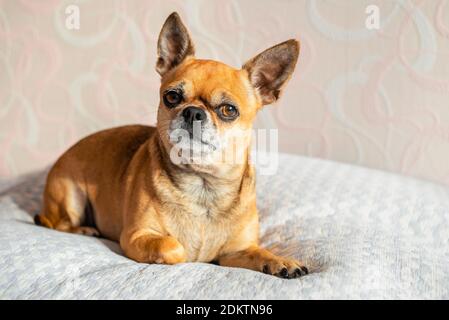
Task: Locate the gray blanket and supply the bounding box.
[1,154,449,299]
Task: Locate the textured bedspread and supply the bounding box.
[1,154,449,299]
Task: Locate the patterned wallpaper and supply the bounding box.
[1,0,449,185]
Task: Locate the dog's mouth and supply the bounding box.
[174,135,219,152]
[189,129,218,151]
[168,116,220,153]
[167,131,221,166]
[195,138,217,151]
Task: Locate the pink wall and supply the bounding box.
[1,0,449,185]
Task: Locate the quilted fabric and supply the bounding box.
[1,154,449,299]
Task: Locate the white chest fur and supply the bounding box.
[158,173,240,262]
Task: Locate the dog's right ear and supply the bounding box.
[156,12,195,76]
[243,40,299,106]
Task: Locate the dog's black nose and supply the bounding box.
[182,107,207,125]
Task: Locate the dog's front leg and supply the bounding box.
[119,173,187,265]
[121,231,186,264]
[218,245,308,279]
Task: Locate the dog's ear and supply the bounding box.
[243,39,299,106]
[156,12,195,76]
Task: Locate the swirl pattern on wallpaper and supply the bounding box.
[0,0,449,185]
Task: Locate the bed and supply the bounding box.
[1,153,448,299]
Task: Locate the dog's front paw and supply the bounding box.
[149,236,187,265]
[260,256,308,279]
[218,247,308,279]
[122,233,187,265]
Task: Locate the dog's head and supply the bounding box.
[156,12,299,167]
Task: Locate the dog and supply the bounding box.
[34,12,308,279]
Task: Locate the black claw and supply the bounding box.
[280,268,288,278]
[294,268,302,277]
[300,266,309,275]
[262,265,270,274]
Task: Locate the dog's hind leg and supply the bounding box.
[34,172,99,237]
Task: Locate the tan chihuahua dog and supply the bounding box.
[34,12,307,279]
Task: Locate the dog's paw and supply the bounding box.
[150,236,187,265]
[260,257,308,279]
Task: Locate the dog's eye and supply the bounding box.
[217,104,239,121]
[163,90,183,108]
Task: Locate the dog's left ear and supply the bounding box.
[243,39,299,106]
[156,12,195,76]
